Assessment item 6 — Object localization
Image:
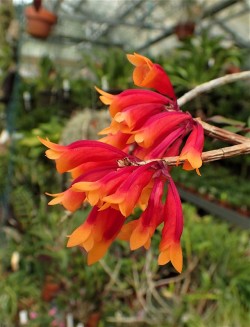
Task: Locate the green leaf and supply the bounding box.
[223,126,245,133]
[207,115,245,127]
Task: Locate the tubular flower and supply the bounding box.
[73,162,158,217]
[72,165,136,208]
[40,52,206,273]
[101,162,156,216]
[127,53,177,100]
[46,189,86,212]
[99,131,131,152]
[67,206,126,265]
[138,127,186,160]
[158,179,183,273]
[118,177,165,250]
[96,87,174,118]
[46,166,119,211]
[99,102,167,135]
[127,111,192,148]
[38,137,129,174]
[177,121,204,175]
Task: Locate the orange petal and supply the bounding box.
[80,235,94,252]
[87,242,110,265]
[72,181,99,192]
[117,220,138,241]
[67,224,92,247]
[130,227,150,250]
[126,53,152,67]
[38,137,64,152]
[86,191,102,206]
[170,243,183,273]
[144,238,151,250]
[95,86,115,105]
[158,249,171,265]
[47,192,64,205]
[45,149,62,160]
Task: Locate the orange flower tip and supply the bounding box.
[37,136,50,147]
[37,136,49,142]
[80,236,94,252]
[158,251,170,266]
[94,86,104,94]
[170,244,183,273]
[66,236,80,248]
[102,195,122,204]
[130,229,150,250]
[134,134,144,144]
[38,137,60,151]
[66,226,92,248]
[114,113,124,123]
[45,192,63,205]
[196,168,201,176]
[37,136,43,143]
[45,149,59,160]
[94,86,114,104]
[98,126,112,135]
[87,192,101,206]
[126,53,136,65]
[87,244,109,265]
[45,192,55,196]
[126,135,135,144]
[72,181,97,192]
[98,202,111,211]
[174,263,182,274]
[48,198,60,206]
[144,239,151,250]
[126,53,151,66]
[118,203,132,217]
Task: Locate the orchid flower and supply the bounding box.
[40,53,205,273]
[127,52,177,101]
[177,121,204,175]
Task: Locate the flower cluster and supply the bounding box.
[40,53,204,273]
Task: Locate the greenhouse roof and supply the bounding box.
[14,0,250,75]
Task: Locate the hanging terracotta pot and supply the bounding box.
[25,5,57,39]
[174,21,195,41]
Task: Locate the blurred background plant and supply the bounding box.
[1,201,249,326]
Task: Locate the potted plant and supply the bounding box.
[174,0,201,41]
[174,21,196,41]
[25,0,57,39]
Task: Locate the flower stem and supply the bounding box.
[177,71,250,107]
[197,119,248,145]
[161,142,250,167]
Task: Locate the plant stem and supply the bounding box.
[197,119,248,144]
[160,142,250,167]
[177,71,250,107]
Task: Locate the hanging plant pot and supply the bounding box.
[174,21,195,41]
[225,64,241,74]
[25,5,57,39]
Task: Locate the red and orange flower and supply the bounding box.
[40,53,205,273]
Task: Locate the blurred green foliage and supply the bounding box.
[0,2,14,84]
[1,201,249,326]
[162,32,245,93]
